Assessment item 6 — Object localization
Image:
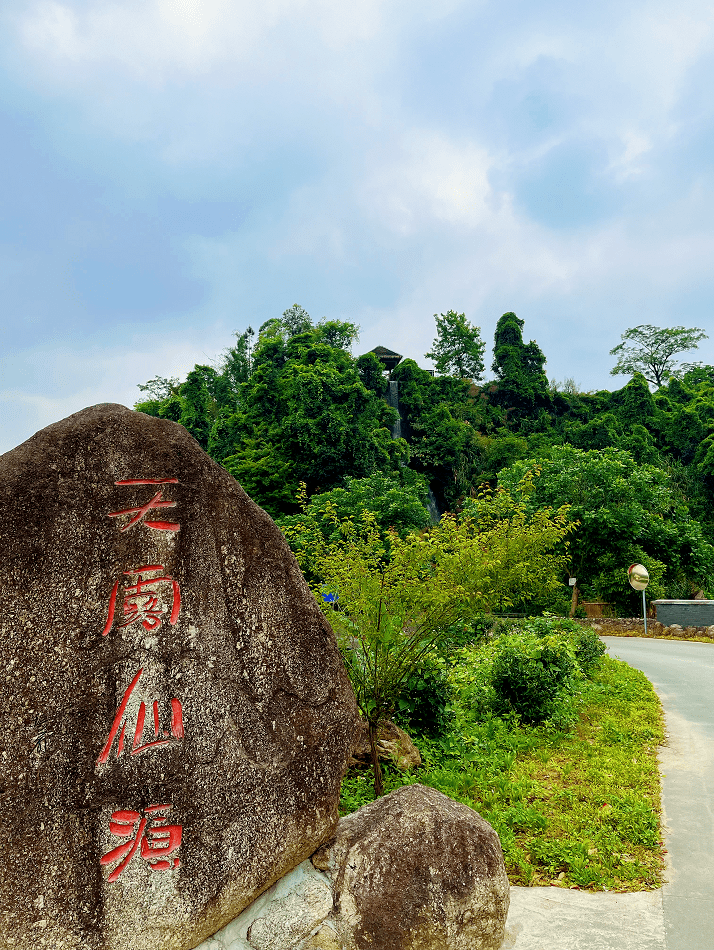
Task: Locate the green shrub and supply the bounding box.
[522,616,606,676]
[490,632,577,724]
[435,615,495,656]
[572,625,607,674]
[394,659,453,737]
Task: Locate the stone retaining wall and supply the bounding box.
[579,618,714,639]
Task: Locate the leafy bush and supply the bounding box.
[434,614,495,656]
[572,625,607,674]
[522,615,606,676]
[490,632,577,724]
[394,659,453,737]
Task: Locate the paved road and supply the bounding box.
[503,637,714,950]
[603,637,714,950]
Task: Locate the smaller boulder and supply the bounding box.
[348,718,421,771]
[312,784,509,950]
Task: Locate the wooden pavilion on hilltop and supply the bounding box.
[368,346,403,374]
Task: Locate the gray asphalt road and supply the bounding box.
[503,637,714,950]
[602,637,714,950]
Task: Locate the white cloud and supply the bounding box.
[0,325,232,454]
[13,0,456,84]
[360,132,494,233]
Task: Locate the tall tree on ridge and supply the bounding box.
[425,310,486,380]
[610,324,708,387]
[491,312,550,412]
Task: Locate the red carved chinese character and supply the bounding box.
[101,565,181,637]
[108,479,180,532]
[97,667,184,764]
[101,804,181,882]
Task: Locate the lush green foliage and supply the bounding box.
[490,631,578,723]
[498,446,714,609]
[282,483,574,793]
[137,308,401,517]
[393,656,453,737]
[341,620,664,891]
[136,304,714,607]
[277,470,431,558]
[425,309,486,380]
[491,311,551,413]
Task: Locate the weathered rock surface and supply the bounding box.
[348,718,421,771]
[0,404,357,950]
[195,785,509,950]
[316,784,509,950]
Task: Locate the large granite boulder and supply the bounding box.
[0,404,357,950]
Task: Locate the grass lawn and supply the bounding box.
[340,653,665,892]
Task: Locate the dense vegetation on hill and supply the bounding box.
[136,306,714,611]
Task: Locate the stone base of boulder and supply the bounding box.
[196,785,509,950]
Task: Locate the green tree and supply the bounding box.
[610,324,708,387]
[222,326,255,387]
[315,318,360,350]
[355,352,387,396]
[491,312,550,413]
[425,310,486,380]
[285,477,574,796]
[280,303,313,336]
[213,331,404,515]
[178,366,221,449]
[498,446,714,610]
[136,375,181,401]
[279,471,430,547]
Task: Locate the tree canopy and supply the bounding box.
[498,446,714,611]
[491,311,550,412]
[425,310,485,380]
[136,305,714,610]
[610,324,708,387]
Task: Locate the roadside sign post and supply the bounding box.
[568,577,577,618]
[628,564,650,635]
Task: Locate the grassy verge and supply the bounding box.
[340,654,665,891]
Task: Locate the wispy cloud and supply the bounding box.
[0,0,713,453]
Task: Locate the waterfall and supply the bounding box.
[386,380,401,440]
[425,487,440,525]
[383,378,440,524]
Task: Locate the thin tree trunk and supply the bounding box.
[368,719,384,798]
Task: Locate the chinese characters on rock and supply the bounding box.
[108,478,181,533]
[100,804,182,882]
[101,565,181,637]
[97,667,184,765]
[98,478,184,881]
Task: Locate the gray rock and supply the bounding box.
[313,784,510,950]
[348,718,421,771]
[0,404,357,950]
[194,860,334,950]
[196,785,509,950]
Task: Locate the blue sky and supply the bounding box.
[1,0,714,453]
